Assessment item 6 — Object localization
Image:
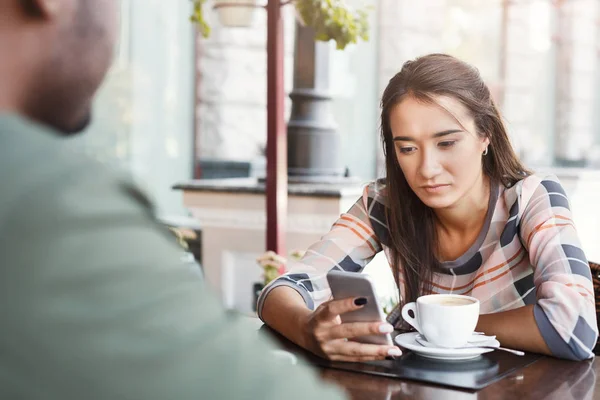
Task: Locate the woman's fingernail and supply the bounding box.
[354,297,367,306]
[388,348,402,357]
[379,324,394,333]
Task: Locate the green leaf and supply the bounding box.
[190,0,371,50]
[190,0,211,38]
[294,0,372,50]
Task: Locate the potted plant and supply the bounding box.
[213,0,259,27]
[167,227,202,273]
[253,250,304,311]
[191,0,371,50]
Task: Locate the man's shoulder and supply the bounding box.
[0,113,74,157]
[0,114,94,184]
[0,114,151,223]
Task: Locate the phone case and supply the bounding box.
[326,270,393,346]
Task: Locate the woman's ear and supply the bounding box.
[480,136,491,156]
[482,136,490,150]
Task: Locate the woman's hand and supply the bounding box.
[300,296,403,362]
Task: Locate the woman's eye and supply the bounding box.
[438,141,456,148]
[399,147,416,154]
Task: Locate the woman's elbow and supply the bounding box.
[535,303,597,360]
[555,324,598,361]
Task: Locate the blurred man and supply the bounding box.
[0,1,345,398]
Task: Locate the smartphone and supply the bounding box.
[326,269,393,346]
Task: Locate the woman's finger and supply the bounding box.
[319,321,394,341]
[322,339,402,360]
[314,297,367,322]
[328,354,397,362]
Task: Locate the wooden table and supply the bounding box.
[319,356,597,400]
[260,326,598,400]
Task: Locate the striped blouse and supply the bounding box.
[257,174,598,360]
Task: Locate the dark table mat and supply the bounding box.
[260,326,543,391]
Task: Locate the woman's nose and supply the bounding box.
[418,150,443,179]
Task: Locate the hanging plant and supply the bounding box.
[190,0,371,50]
[190,0,211,38]
[294,0,370,50]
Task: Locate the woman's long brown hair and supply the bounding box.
[380,54,530,304]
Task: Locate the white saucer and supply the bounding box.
[394,332,500,361]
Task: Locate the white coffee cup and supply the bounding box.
[401,294,480,348]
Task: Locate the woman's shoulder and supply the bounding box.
[363,178,390,204]
[357,179,391,223]
[505,172,564,192]
[502,172,568,211]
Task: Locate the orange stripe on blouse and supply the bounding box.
[566,283,595,298]
[430,248,525,291]
[471,252,528,290]
[332,221,377,254]
[431,251,528,294]
[340,215,375,238]
[571,291,596,307]
[526,216,573,248]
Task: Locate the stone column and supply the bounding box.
[287,22,345,181]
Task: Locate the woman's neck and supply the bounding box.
[434,174,491,237]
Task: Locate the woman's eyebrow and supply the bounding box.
[393,129,463,142]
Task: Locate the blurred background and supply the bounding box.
[71,0,600,313]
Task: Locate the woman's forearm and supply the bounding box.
[476,305,552,356]
[261,286,314,349]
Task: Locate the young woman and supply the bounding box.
[258,54,598,362]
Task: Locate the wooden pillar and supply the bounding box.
[266,0,287,254]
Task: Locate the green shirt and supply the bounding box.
[0,115,345,400]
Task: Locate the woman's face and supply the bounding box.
[388,95,489,210]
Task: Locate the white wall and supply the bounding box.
[73,0,196,216]
[330,0,380,180]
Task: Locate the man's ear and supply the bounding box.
[21,0,62,18]
[20,0,44,17]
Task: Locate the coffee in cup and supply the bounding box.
[401,294,480,348]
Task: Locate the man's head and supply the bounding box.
[0,0,118,134]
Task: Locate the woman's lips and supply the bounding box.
[421,184,450,193]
